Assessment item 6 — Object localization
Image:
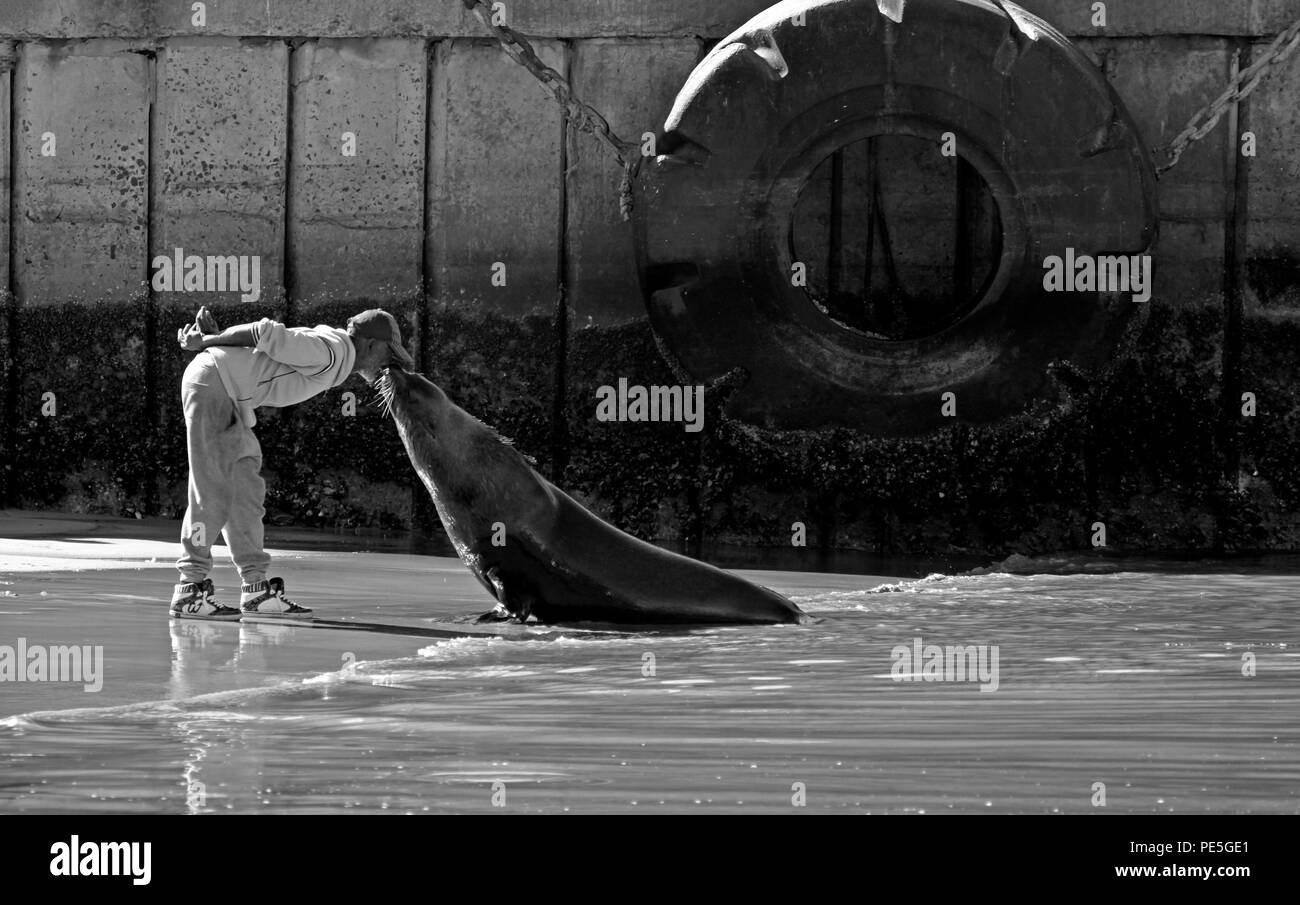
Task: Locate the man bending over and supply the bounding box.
[170,307,413,620]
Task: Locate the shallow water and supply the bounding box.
[1,557,1297,814]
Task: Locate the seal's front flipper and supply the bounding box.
[475,566,534,623]
[474,602,514,623]
[474,567,513,622]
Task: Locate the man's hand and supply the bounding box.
[177,307,219,353]
[195,306,219,335]
[177,323,206,352]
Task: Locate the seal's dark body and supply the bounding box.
[380,367,811,626]
[476,483,806,625]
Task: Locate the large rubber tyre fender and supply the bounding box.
[634,0,1158,435]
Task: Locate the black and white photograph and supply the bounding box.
[0,0,1295,869]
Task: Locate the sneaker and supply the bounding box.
[170,579,241,621]
[240,577,312,619]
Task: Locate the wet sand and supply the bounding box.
[2,512,1297,814]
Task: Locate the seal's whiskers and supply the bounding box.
[370,370,396,420]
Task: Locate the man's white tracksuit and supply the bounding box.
[177,319,355,585]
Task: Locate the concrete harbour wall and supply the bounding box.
[1,0,1297,558]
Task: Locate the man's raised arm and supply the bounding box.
[178,320,258,352]
[177,315,337,376]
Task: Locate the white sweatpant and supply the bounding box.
[176,353,271,585]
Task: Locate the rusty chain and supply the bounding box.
[1158,12,1300,175]
[460,0,642,220]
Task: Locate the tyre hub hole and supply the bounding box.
[790,134,1003,341]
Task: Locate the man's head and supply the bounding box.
[347,309,414,382]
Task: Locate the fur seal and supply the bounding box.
[375,366,812,626]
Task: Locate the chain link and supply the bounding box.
[461,0,642,220]
[1158,13,1300,175]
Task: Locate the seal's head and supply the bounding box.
[347,309,414,385]
[374,366,486,510]
[374,365,446,434]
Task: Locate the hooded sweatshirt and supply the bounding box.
[205,318,356,428]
